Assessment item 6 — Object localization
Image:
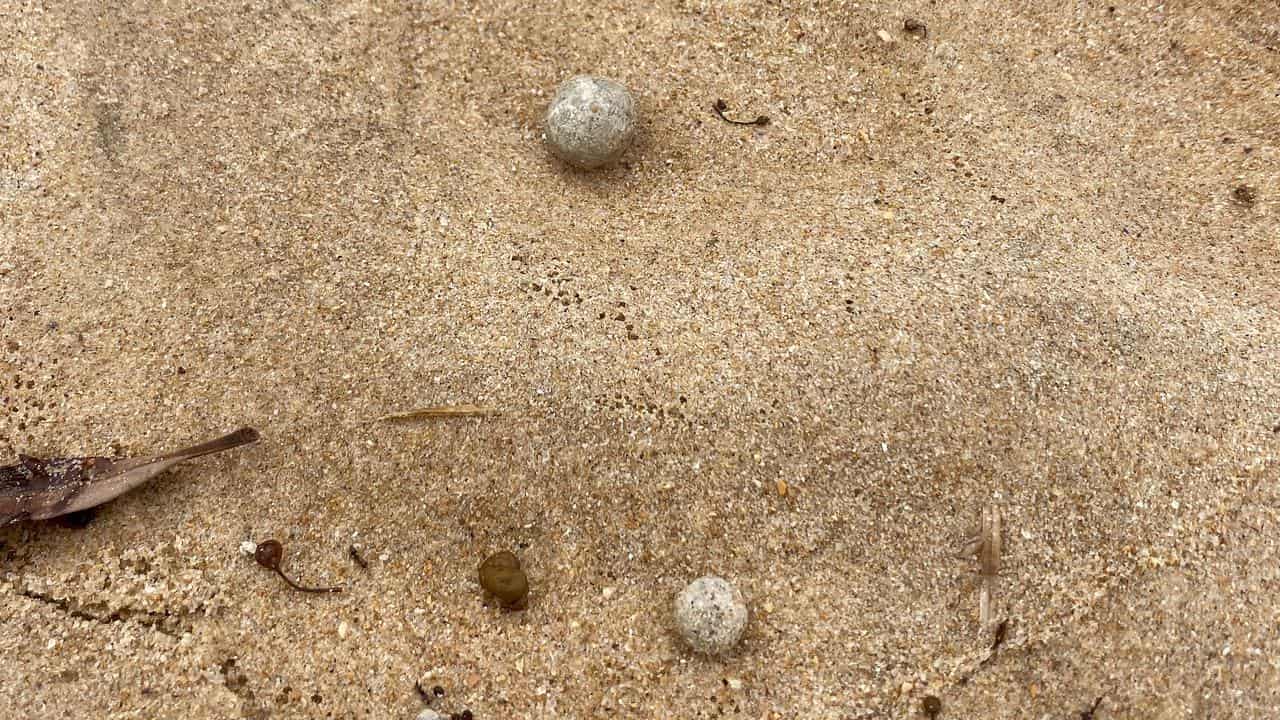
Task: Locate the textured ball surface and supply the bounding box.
[478,550,530,607]
[673,576,748,655]
[545,75,636,169]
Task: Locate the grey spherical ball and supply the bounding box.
[673,576,748,655]
[545,75,636,169]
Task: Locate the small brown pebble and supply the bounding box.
[1232,184,1257,206]
[922,695,943,717]
[904,18,928,38]
[255,539,284,569]
[478,551,529,607]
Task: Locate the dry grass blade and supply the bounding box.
[374,405,501,422]
[977,505,1002,630]
[980,505,1002,578]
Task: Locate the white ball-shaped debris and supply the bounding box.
[544,75,636,169]
[673,576,748,655]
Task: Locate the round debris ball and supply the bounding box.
[478,550,530,608]
[673,576,748,655]
[544,75,636,169]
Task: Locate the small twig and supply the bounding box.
[989,618,1008,651]
[254,540,344,594]
[972,619,1012,675]
[712,99,770,127]
[373,405,501,423]
[274,568,339,593]
[348,545,369,570]
[1080,695,1105,719]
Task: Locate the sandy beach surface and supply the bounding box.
[2,1,1278,718]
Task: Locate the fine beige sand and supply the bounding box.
[2,1,1278,718]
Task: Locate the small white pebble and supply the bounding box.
[338,621,350,639]
[674,576,748,655]
[602,586,616,599]
[877,29,894,43]
[725,677,743,691]
[239,541,257,556]
[416,710,444,720]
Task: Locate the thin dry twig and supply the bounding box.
[712,98,770,127]
[373,405,501,423]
